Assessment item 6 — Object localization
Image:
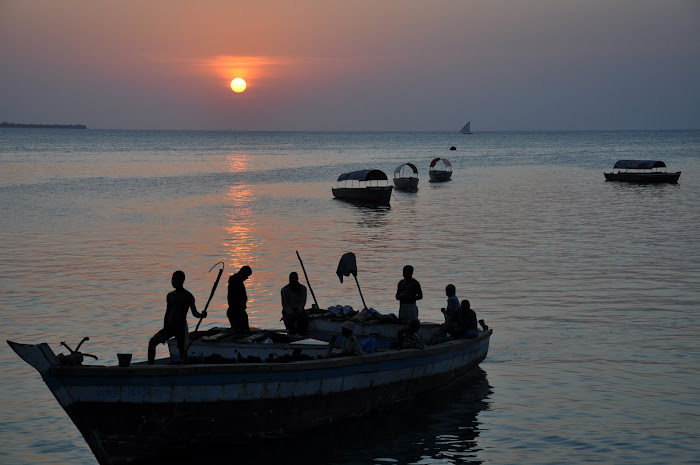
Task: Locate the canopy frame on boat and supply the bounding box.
[429,158,452,171]
[612,160,667,170]
[393,163,419,179]
[336,169,390,187]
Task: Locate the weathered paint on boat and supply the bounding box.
[8,329,491,465]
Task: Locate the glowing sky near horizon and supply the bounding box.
[1,0,698,131]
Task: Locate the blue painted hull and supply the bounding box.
[8,330,491,465]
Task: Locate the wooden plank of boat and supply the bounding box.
[8,329,491,465]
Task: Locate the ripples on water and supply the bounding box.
[1,130,699,464]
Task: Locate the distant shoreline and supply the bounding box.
[1,121,87,129]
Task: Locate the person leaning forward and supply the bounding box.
[336,320,363,357]
[281,271,309,335]
[148,270,206,364]
[227,266,252,334]
[395,265,423,323]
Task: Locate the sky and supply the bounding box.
[1,0,699,131]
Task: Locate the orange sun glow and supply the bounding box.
[230,78,247,93]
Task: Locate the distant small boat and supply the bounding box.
[393,163,419,192]
[429,158,453,182]
[332,169,393,205]
[460,121,473,134]
[604,160,681,184]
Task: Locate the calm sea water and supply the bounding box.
[1,129,699,464]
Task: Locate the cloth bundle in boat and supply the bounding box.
[336,252,358,283]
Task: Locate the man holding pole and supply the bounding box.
[148,270,207,364]
[281,272,308,335]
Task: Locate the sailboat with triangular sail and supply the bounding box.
[460,121,473,134]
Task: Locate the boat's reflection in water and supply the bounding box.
[164,368,492,465]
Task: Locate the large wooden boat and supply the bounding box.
[332,169,393,205]
[392,163,419,192]
[604,160,681,184]
[8,327,491,465]
[428,158,453,182]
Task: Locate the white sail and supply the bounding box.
[461,121,473,134]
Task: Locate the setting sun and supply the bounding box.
[230,78,247,93]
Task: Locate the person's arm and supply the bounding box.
[299,286,307,311]
[189,293,206,319]
[415,281,423,301]
[163,294,172,326]
[281,287,291,313]
[395,281,403,300]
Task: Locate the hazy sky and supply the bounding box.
[1,0,699,131]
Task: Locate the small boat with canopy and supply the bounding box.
[332,169,393,205]
[428,158,453,182]
[392,163,419,192]
[604,160,681,184]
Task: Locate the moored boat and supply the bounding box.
[332,169,393,205]
[428,158,453,182]
[604,160,681,184]
[8,327,491,465]
[392,163,419,192]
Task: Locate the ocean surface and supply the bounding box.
[1,129,699,464]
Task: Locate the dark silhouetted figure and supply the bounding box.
[227,266,252,333]
[395,265,423,323]
[452,299,479,339]
[281,271,309,335]
[396,319,426,350]
[148,270,206,364]
[337,321,363,357]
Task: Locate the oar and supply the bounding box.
[190,261,224,342]
[296,250,319,308]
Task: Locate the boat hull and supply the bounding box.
[9,331,490,465]
[332,186,393,205]
[428,171,452,182]
[393,177,419,192]
[604,171,681,184]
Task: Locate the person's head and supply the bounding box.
[171,270,185,289]
[407,319,420,334]
[402,265,414,279]
[461,299,471,310]
[445,284,456,297]
[341,320,355,337]
[238,266,252,281]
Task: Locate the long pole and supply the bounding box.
[190,261,224,342]
[353,274,368,310]
[296,250,319,308]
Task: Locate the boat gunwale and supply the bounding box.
[46,329,492,377]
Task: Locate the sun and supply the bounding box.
[230,78,247,93]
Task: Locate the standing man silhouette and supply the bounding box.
[148,270,206,364]
[227,266,252,333]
